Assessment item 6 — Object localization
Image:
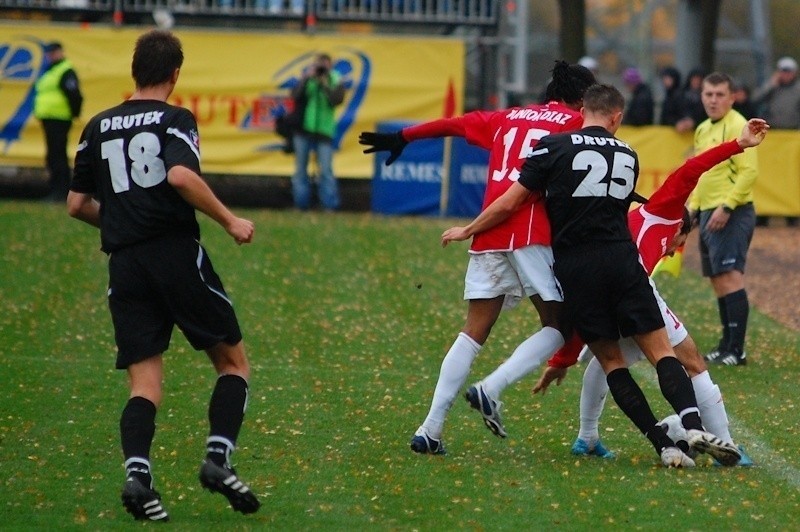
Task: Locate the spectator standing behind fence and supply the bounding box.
[34,41,83,201]
[752,57,800,128]
[658,66,683,126]
[751,56,800,226]
[290,53,345,211]
[675,67,708,133]
[733,81,758,120]
[621,67,654,126]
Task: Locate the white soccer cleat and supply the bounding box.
[661,446,696,468]
[687,429,742,466]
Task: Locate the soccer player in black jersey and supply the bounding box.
[67,30,260,520]
[442,84,741,468]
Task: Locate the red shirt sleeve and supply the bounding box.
[401,111,498,150]
[645,140,743,220]
[548,332,585,369]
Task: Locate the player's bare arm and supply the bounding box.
[441,182,532,247]
[66,191,101,228]
[738,118,769,148]
[167,165,254,244]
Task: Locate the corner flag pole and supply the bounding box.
[439,79,457,216]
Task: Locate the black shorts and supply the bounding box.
[108,235,242,369]
[698,203,755,277]
[554,241,664,343]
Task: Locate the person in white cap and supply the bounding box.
[578,56,599,75]
[752,57,800,226]
[752,56,800,128]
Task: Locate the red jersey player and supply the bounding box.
[534,118,768,464]
[359,61,596,454]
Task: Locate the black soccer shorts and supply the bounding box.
[108,235,243,369]
[554,240,665,343]
[698,203,755,277]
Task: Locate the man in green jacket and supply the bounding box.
[290,53,345,210]
[34,41,83,201]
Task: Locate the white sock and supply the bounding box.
[692,371,734,444]
[577,355,608,444]
[482,327,565,399]
[421,332,482,439]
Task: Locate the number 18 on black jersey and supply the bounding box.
[72,100,203,253]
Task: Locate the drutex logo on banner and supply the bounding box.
[243,49,371,152]
[0,37,49,153]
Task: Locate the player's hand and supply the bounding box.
[227,217,255,245]
[738,118,769,148]
[358,131,408,165]
[441,226,471,247]
[674,117,695,133]
[706,206,730,233]
[532,366,568,395]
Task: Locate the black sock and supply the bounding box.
[716,296,729,351]
[207,374,249,466]
[607,368,672,454]
[723,289,749,355]
[120,396,157,486]
[655,357,703,430]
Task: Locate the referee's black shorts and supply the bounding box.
[554,240,664,343]
[108,235,242,369]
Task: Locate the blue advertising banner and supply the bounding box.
[370,122,444,216]
[446,137,488,218]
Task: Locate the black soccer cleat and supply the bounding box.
[199,460,261,514]
[121,476,169,522]
[708,350,747,366]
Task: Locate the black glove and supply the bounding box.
[358,131,408,166]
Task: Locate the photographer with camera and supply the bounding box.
[289,53,346,210]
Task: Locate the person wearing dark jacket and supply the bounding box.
[621,67,654,126]
[34,41,83,201]
[659,66,684,126]
[675,67,708,133]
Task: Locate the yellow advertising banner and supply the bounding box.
[619,126,800,217]
[0,22,464,178]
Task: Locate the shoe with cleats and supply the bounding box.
[410,428,446,455]
[713,444,754,467]
[661,446,696,468]
[687,429,742,466]
[571,438,615,459]
[121,476,169,522]
[709,350,747,366]
[465,383,507,438]
[199,460,260,514]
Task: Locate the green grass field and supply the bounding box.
[2,200,799,530]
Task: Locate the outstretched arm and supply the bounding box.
[359,115,477,165]
[650,118,769,221]
[441,182,532,246]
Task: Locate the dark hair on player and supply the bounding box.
[132,30,184,89]
[544,60,597,105]
[680,207,693,235]
[703,71,734,91]
[582,84,625,115]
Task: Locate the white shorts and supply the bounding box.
[463,245,562,310]
[611,279,688,364]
